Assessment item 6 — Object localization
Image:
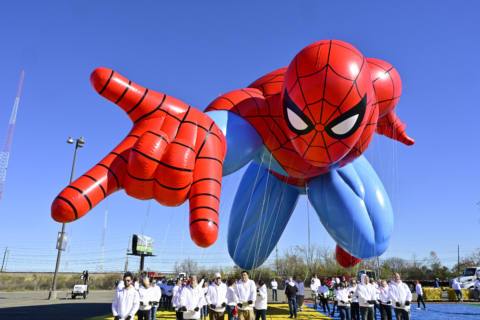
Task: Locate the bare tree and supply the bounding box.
[174,258,198,276]
[451,249,480,275]
[382,257,407,273]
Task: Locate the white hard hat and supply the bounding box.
[214,272,221,278]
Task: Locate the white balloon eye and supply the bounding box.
[330,114,359,136]
[286,108,309,131]
[326,95,367,139]
[283,90,314,134]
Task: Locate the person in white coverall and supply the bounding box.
[226,279,239,320]
[201,281,209,320]
[356,274,376,320]
[451,278,463,302]
[270,278,278,302]
[335,282,351,320]
[389,273,412,320]
[172,278,184,320]
[179,275,206,320]
[112,272,140,320]
[149,278,162,320]
[206,272,228,320]
[295,279,305,311]
[310,276,321,310]
[414,280,426,309]
[348,279,360,320]
[318,280,330,315]
[235,271,256,320]
[254,280,268,320]
[138,276,158,320]
[378,280,392,320]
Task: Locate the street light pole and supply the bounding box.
[48,136,85,300]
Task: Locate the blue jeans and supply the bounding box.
[455,290,463,301]
[338,306,351,320]
[201,305,208,318]
[288,297,297,317]
[313,294,319,310]
[331,301,337,316]
[255,308,266,320]
[150,306,158,320]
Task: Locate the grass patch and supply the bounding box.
[0,272,121,291]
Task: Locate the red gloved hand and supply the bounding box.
[51,67,226,247]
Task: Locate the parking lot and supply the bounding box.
[0,290,113,320]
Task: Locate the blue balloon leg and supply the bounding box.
[228,161,300,269]
[307,156,393,259]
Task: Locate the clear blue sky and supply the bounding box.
[0,1,479,272]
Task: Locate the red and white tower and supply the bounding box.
[0,70,25,200]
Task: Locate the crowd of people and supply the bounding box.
[307,272,417,320]
[111,270,426,320]
[111,270,267,320]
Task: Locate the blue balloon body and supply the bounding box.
[207,110,394,270]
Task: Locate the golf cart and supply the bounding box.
[71,270,89,299]
[71,284,89,299]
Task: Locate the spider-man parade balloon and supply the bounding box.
[51,40,414,269]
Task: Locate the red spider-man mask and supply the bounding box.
[282,40,377,168]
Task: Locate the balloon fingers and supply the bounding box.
[189,125,226,247]
[123,130,169,199]
[51,151,127,222]
[90,67,167,123]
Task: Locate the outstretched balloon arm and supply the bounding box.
[376,111,414,146]
[51,67,226,247]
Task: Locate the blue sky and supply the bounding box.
[0,1,479,272]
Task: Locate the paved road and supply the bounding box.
[0,290,113,320]
[0,289,315,320]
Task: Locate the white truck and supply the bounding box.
[453,267,480,289]
[357,269,377,281]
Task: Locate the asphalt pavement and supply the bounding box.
[0,290,113,320]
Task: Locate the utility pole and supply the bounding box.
[307,201,311,265]
[140,254,145,272]
[124,236,131,273]
[376,256,381,279]
[275,246,279,275]
[1,247,8,272]
[306,198,313,278]
[100,207,108,272]
[48,137,85,300]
